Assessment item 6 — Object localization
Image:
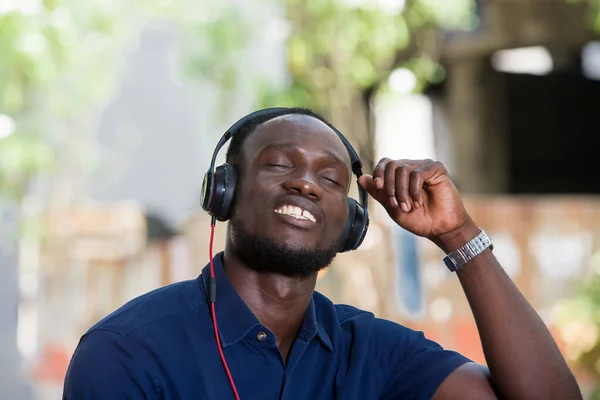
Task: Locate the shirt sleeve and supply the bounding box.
[375,319,471,400]
[62,329,158,400]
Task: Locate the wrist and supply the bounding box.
[432,218,481,254]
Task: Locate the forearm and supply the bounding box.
[436,220,581,400]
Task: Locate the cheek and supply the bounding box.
[327,200,350,237]
[232,182,270,221]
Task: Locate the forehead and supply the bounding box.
[242,114,350,164]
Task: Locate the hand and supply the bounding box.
[358,158,474,247]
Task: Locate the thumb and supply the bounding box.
[358,174,391,209]
[358,175,379,198]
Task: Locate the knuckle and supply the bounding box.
[432,160,446,170]
[385,160,398,171]
[410,169,423,179]
[396,165,411,176]
[374,159,388,168]
[376,157,391,167]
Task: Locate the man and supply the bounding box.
[63,108,581,399]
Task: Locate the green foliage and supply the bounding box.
[554,256,600,398]
[234,0,477,170]
[278,0,396,110]
[567,0,600,30]
[255,0,477,119]
[177,0,477,124]
[179,6,251,109]
[552,2,600,396]
[1,4,97,199]
[0,0,171,203]
[0,132,54,201]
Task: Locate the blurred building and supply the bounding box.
[367,0,600,395]
[434,0,600,194]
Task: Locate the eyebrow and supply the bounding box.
[258,143,349,170]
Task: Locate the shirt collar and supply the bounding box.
[199,252,333,352]
[300,298,333,352]
[200,252,260,348]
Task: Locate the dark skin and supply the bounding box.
[223,114,582,399]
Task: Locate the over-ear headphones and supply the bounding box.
[201,108,369,252]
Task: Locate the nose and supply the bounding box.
[283,172,323,200]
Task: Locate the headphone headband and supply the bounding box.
[208,108,290,174]
[209,108,364,175]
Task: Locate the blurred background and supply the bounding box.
[2,0,600,398]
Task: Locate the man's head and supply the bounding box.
[225,108,352,277]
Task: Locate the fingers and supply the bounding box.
[378,158,416,210]
[367,158,444,212]
[409,161,446,207]
[372,158,390,190]
[408,163,428,208]
[384,161,399,207]
[357,175,376,195]
[358,174,388,206]
[394,165,411,212]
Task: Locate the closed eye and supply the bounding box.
[322,176,340,186]
[266,163,291,168]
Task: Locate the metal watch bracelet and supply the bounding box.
[443,229,493,272]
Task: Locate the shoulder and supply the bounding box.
[64,279,206,397]
[313,292,471,399]
[314,290,429,345]
[88,277,206,337]
[64,326,159,398]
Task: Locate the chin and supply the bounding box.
[269,234,321,251]
[229,217,341,277]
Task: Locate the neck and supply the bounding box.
[222,248,317,349]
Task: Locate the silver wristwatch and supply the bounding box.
[443,229,493,272]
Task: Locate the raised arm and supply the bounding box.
[358,158,581,400]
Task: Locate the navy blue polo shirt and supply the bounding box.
[63,252,470,399]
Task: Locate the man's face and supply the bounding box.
[228,114,351,277]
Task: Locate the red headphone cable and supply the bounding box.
[209,216,241,400]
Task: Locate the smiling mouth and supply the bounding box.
[274,205,317,223]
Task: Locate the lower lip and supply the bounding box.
[273,212,317,229]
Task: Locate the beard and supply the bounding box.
[228,216,342,277]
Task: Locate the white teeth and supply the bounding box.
[274,205,316,223]
[301,209,316,222]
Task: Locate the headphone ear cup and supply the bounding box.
[219,164,237,221]
[201,171,213,213]
[341,198,369,252]
[341,198,368,253]
[210,164,238,221]
[340,199,356,252]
